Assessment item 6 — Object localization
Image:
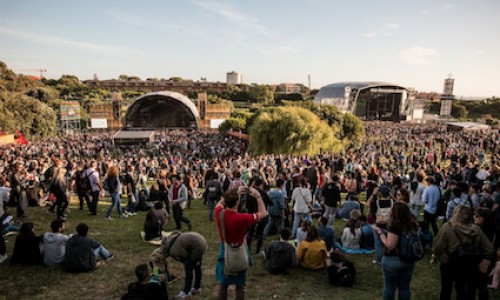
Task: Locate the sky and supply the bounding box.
[1,0,499,97]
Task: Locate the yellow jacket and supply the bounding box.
[296,239,327,270]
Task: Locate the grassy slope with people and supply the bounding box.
[1,195,498,299]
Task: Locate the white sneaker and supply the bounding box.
[190,288,201,295]
[0,254,7,264]
[175,291,192,299]
[130,212,137,216]
[120,214,128,219]
[105,216,113,220]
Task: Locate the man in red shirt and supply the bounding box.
[215,187,267,300]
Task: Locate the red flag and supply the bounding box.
[15,130,28,145]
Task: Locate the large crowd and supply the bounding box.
[0,122,499,300]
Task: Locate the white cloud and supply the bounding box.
[385,23,400,29]
[364,31,379,38]
[398,47,438,65]
[0,26,143,55]
[191,0,267,34]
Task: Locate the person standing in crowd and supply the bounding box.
[292,178,313,238]
[215,187,267,300]
[409,174,425,219]
[204,172,222,222]
[422,177,441,237]
[263,179,286,239]
[42,219,69,267]
[49,167,69,220]
[369,185,393,264]
[65,223,114,272]
[104,166,127,220]
[432,206,493,300]
[124,165,138,216]
[85,161,101,216]
[157,171,170,214]
[9,162,26,219]
[169,174,192,231]
[445,187,471,221]
[373,202,419,300]
[321,175,342,225]
[247,178,272,255]
[73,161,90,211]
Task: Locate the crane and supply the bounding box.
[21,68,47,79]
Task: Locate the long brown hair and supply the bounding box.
[388,202,417,232]
[107,166,119,178]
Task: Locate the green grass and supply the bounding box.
[1,196,499,300]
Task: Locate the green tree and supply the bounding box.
[249,84,274,104]
[249,106,342,155]
[452,102,468,119]
[118,74,129,80]
[341,113,365,148]
[0,92,57,139]
[219,117,246,132]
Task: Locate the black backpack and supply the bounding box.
[398,230,425,263]
[79,170,93,194]
[327,259,356,287]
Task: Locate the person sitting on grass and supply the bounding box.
[152,201,168,230]
[359,215,375,250]
[341,210,362,250]
[65,222,114,272]
[296,225,328,270]
[43,219,70,267]
[122,263,168,300]
[144,210,161,241]
[317,217,335,251]
[418,221,433,250]
[10,222,42,265]
[265,228,297,275]
[296,220,311,246]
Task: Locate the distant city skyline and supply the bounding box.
[1,0,499,97]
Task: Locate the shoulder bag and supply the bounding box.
[219,209,249,276]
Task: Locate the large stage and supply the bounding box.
[112,130,155,146]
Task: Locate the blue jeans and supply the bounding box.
[208,201,216,222]
[381,256,414,300]
[106,191,122,218]
[411,205,421,220]
[374,231,383,263]
[292,212,310,238]
[126,194,138,213]
[263,215,283,239]
[92,244,111,260]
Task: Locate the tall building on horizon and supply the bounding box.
[227,71,242,85]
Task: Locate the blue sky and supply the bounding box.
[1,0,499,97]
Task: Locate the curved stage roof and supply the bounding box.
[125,91,199,129]
[314,81,407,104]
[314,81,409,121]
